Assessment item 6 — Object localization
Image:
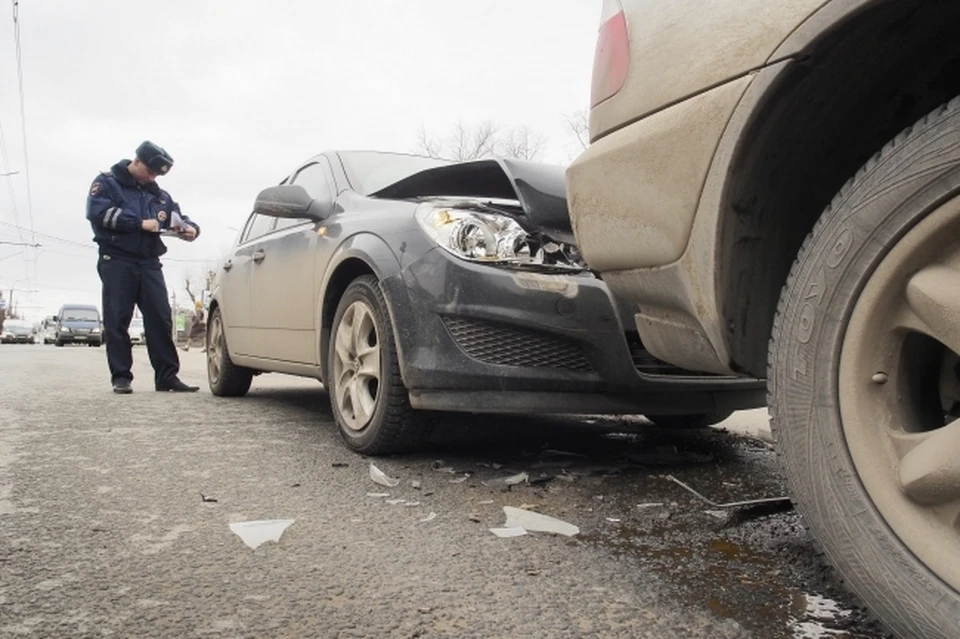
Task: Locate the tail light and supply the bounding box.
[590,0,629,107]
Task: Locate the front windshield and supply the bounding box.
[5,320,30,330]
[62,309,99,321]
[338,151,452,197]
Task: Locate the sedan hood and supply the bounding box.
[370,158,575,245]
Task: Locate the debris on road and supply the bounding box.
[705,510,728,520]
[637,502,664,509]
[229,519,295,550]
[529,474,555,486]
[665,475,792,509]
[492,463,504,470]
[541,449,588,459]
[490,526,528,538]
[370,463,400,488]
[502,506,579,537]
[366,492,390,498]
[200,493,218,503]
[405,501,421,507]
[411,480,422,490]
[628,446,714,467]
[290,483,301,488]
[606,518,621,523]
[420,512,437,523]
[483,472,529,490]
[431,460,456,474]
[332,462,349,468]
[478,500,494,505]
[450,473,471,484]
[468,514,481,523]
[386,499,405,505]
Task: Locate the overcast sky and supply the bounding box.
[0,0,597,322]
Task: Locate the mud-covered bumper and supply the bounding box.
[380,248,764,415]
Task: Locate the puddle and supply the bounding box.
[583,521,880,638]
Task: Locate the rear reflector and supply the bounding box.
[590,10,629,107]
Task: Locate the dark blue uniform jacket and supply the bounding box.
[86,160,200,260]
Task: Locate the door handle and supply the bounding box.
[252,249,266,264]
[222,259,233,271]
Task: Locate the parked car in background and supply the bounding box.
[129,317,145,345]
[55,304,102,347]
[207,150,764,455]
[564,1,960,636]
[1,319,37,344]
[40,316,57,344]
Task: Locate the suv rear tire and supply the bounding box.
[770,98,960,638]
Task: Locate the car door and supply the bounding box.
[247,158,335,364]
[217,212,276,356]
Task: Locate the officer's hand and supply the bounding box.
[180,226,197,241]
[141,219,160,232]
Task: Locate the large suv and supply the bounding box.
[566,1,960,637]
[55,304,103,347]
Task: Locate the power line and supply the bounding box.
[11,0,34,252]
[0,221,221,263]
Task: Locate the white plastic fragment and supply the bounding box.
[478,500,495,505]
[367,492,390,498]
[637,502,664,509]
[420,512,437,522]
[370,463,400,488]
[450,474,471,484]
[405,501,421,507]
[606,518,621,523]
[490,527,528,538]
[229,519,295,550]
[386,499,405,505]
[502,506,579,536]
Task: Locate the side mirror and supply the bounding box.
[253,185,331,221]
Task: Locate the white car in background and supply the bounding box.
[130,317,145,345]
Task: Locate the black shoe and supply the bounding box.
[156,378,199,393]
[113,380,133,394]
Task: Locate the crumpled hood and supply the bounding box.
[370,158,575,245]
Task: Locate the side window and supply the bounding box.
[242,214,276,244]
[292,161,333,200]
[276,159,334,232]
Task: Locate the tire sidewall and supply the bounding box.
[773,125,960,634]
[327,277,394,451]
[208,308,228,395]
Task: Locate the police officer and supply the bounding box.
[86,141,201,394]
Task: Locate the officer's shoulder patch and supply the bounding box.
[90,181,102,196]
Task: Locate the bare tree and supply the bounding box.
[496,125,545,161]
[564,109,590,151]
[183,265,217,306]
[416,120,545,161]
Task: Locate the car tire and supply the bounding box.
[645,412,733,429]
[327,275,429,455]
[770,98,960,638]
[206,306,253,397]
[55,340,64,347]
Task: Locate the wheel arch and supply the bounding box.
[714,0,960,376]
[316,235,402,382]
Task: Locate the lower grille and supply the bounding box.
[443,317,593,372]
[627,333,724,377]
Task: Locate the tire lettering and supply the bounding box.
[826,227,853,269]
[798,302,815,343]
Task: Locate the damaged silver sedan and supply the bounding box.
[207,151,764,453]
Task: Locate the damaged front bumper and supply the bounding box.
[381,248,765,415]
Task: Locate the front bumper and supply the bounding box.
[57,332,101,344]
[1,335,33,344]
[380,248,764,415]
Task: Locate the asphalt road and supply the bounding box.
[0,345,889,638]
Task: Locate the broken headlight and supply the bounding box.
[415,204,584,271]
